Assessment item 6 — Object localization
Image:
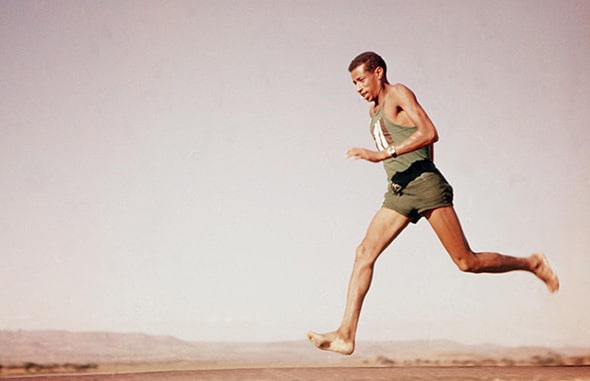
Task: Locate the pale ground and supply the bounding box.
[4,367,590,381]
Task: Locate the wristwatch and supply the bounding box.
[386,145,398,158]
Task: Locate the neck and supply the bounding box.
[374,83,389,107]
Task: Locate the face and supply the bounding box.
[350,64,383,103]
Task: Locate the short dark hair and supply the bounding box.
[348,51,387,77]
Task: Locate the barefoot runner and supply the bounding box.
[307,51,559,355]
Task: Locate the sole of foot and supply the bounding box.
[533,252,559,293]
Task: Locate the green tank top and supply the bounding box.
[370,106,432,180]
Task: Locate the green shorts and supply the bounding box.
[382,171,454,223]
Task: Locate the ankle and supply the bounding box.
[530,253,542,272]
[336,328,354,342]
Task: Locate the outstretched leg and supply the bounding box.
[425,206,559,292]
[308,207,410,355]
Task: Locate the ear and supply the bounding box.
[374,66,384,81]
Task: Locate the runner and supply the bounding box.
[307,51,559,355]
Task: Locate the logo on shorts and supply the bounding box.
[391,182,403,195]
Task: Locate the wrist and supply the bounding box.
[386,145,398,158]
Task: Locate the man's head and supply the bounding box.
[348,51,387,80]
[349,51,388,102]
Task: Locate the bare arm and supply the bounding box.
[346,85,438,162]
[345,147,388,162]
[388,84,438,156]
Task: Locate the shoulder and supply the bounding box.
[389,83,416,100]
[391,83,410,91]
[386,83,421,111]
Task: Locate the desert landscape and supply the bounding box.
[2,366,590,381]
[1,330,589,380]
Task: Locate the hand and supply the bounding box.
[345,147,385,163]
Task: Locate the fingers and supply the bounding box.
[345,147,363,159]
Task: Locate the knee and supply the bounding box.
[454,253,481,273]
[354,243,378,268]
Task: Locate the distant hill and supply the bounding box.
[1,330,204,363]
[0,331,331,365]
[1,330,589,367]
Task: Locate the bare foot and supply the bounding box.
[532,253,559,293]
[306,331,354,355]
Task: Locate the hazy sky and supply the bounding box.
[1,0,589,348]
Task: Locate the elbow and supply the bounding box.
[430,125,439,143]
[426,130,438,145]
[431,131,439,144]
[417,123,438,145]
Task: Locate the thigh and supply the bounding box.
[361,207,411,259]
[424,206,471,258]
